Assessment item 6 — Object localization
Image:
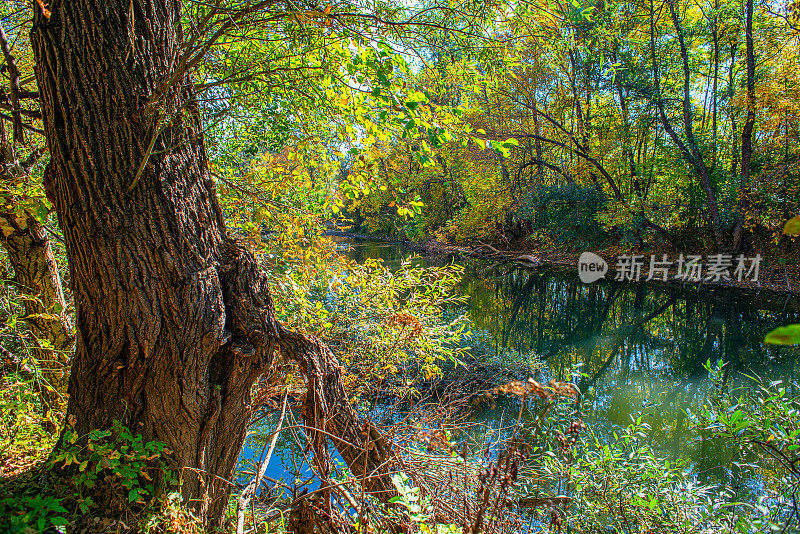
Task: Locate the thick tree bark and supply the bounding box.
[32,2,269,522]
[30,0,395,527]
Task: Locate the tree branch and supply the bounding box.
[0,22,25,144]
[236,392,288,534]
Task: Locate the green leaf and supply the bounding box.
[33,202,51,224]
[765,324,800,345]
[783,216,800,236]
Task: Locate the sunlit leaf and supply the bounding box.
[783,216,800,236]
[765,324,800,345]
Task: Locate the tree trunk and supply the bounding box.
[739,0,756,186]
[733,0,756,251]
[0,132,72,406]
[30,0,395,527]
[0,208,73,403]
[711,0,719,171]
[667,0,724,248]
[652,0,725,249]
[728,42,739,179]
[277,327,397,500]
[612,48,638,197]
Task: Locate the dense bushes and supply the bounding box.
[517,183,609,248]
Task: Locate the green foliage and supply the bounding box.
[0,182,51,226]
[327,0,800,250]
[765,217,800,345]
[765,325,800,345]
[0,374,60,475]
[784,216,800,236]
[692,359,800,532]
[0,494,69,533]
[544,417,716,534]
[0,416,189,533]
[519,183,608,247]
[388,472,431,522]
[51,419,175,515]
[138,491,203,534]
[267,234,471,388]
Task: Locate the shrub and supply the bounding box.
[518,183,608,248]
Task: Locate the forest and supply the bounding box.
[0,0,799,532]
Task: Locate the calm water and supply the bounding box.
[240,240,800,496]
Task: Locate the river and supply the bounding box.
[239,239,800,502]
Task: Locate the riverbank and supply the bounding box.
[419,238,800,296]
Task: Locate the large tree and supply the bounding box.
[29,0,397,526]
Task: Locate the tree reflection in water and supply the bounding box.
[459,261,799,489]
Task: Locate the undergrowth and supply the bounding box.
[0,374,59,477]
[0,383,202,533]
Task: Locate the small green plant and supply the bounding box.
[0,374,60,475]
[0,494,69,533]
[694,359,800,532]
[268,234,471,393]
[544,416,715,534]
[385,472,462,534]
[138,491,203,534]
[388,471,430,521]
[51,418,175,515]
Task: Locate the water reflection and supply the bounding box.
[241,240,800,495]
[345,241,800,482]
[456,257,800,488]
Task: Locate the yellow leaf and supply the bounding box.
[783,215,800,236]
